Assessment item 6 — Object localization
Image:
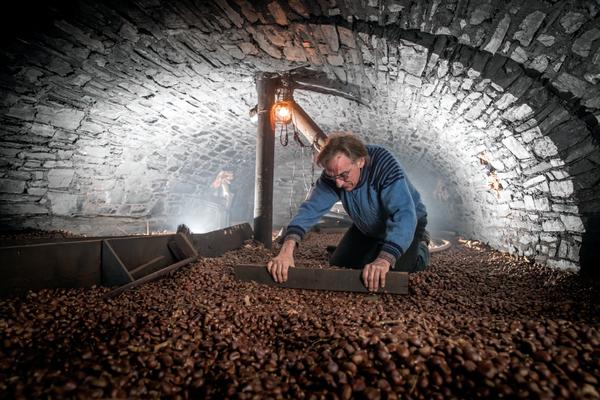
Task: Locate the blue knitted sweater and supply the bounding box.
[284,145,427,264]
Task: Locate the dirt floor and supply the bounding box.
[0,232,599,399]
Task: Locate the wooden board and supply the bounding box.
[0,240,102,296]
[130,256,166,279]
[104,235,177,271]
[233,264,408,294]
[101,241,133,287]
[103,256,197,299]
[190,223,253,257]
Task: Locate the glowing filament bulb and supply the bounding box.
[273,101,292,124]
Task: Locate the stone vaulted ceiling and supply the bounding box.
[0,0,599,274]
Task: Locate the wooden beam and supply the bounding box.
[233,264,408,294]
[254,73,278,249]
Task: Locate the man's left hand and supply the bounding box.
[362,258,391,292]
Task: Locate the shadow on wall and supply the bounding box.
[580,217,599,279]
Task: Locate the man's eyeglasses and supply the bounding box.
[323,165,355,182]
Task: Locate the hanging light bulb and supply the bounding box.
[272,100,293,124]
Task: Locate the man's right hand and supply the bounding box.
[267,239,296,283]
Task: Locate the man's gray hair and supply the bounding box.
[316,132,369,168]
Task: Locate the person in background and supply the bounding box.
[267,132,429,291]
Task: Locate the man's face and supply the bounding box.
[323,152,365,191]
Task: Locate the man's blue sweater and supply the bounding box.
[284,145,427,265]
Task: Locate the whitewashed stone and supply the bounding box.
[387,3,404,12]
[532,137,559,158]
[284,46,307,62]
[560,12,586,33]
[502,103,534,122]
[440,94,457,110]
[518,233,536,246]
[48,169,75,189]
[404,74,422,87]
[573,28,600,57]
[551,170,568,180]
[521,127,541,143]
[496,203,510,217]
[495,93,517,110]
[267,1,288,25]
[7,171,31,180]
[549,180,574,197]
[118,22,139,42]
[502,136,533,159]
[47,192,78,215]
[321,25,339,52]
[0,179,25,194]
[470,5,492,25]
[2,203,48,214]
[436,59,449,78]
[31,123,56,138]
[523,161,552,176]
[483,14,510,54]
[82,146,110,158]
[250,29,282,59]
[536,181,550,193]
[546,259,578,271]
[552,203,579,213]
[523,195,535,210]
[553,73,590,98]
[540,233,558,243]
[399,45,428,76]
[523,175,546,188]
[536,34,555,46]
[510,200,525,209]
[528,55,549,73]
[337,26,355,48]
[542,219,565,232]
[513,11,546,46]
[27,188,48,196]
[534,197,551,211]
[239,42,259,55]
[326,54,344,66]
[558,240,569,258]
[510,46,528,63]
[23,152,55,161]
[583,71,600,85]
[36,105,85,131]
[558,215,584,232]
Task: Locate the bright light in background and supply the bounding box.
[180,201,227,234]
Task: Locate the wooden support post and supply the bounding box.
[254,73,278,249]
[233,264,408,294]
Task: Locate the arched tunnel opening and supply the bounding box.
[0,0,599,398]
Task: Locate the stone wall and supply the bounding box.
[0,0,598,272]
